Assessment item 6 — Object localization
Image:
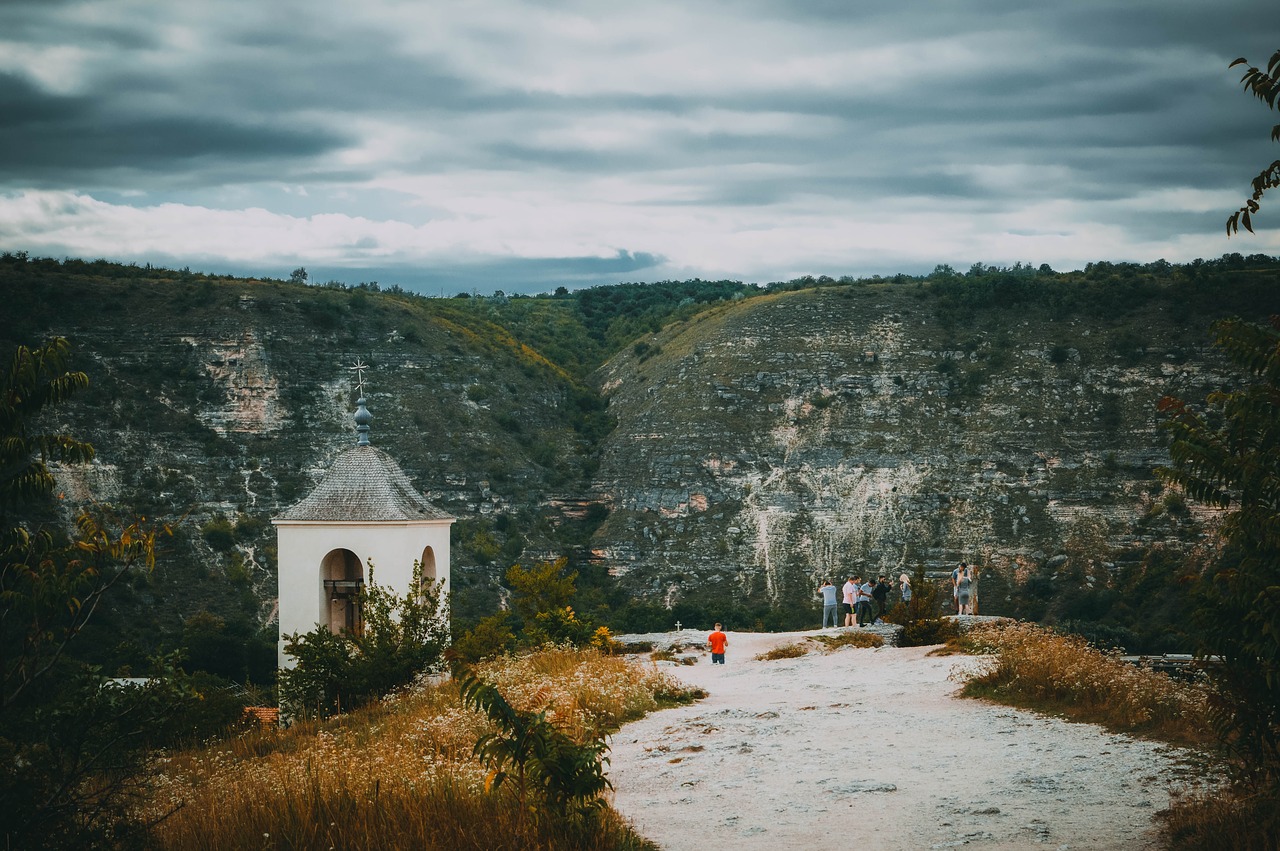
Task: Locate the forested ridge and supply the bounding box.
[1,249,1278,684]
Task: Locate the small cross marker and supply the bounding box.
[674,620,682,632]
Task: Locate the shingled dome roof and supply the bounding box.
[276,445,453,522]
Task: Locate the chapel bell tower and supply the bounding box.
[273,387,454,668]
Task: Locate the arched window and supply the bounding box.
[321,548,364,635]
[419,546,437,582]
[417,546,440,602]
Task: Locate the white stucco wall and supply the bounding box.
[273,519,453,668]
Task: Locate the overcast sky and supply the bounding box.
[1,1,1277,294]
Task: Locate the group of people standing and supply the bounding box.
[818,562,979,627]
[819,574,912,628]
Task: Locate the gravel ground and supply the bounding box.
[609,628,1210,851]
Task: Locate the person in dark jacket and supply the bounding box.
[871,575,890,623]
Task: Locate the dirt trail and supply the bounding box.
[609,629,1205,851]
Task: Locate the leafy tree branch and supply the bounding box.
[1227,49,1280,235]
[1,338,187,849]
[1157,315,1280,780]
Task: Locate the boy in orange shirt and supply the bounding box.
[708,623,728,664]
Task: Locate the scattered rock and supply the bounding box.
[821,779,898,794]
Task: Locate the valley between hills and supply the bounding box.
[3,252,1278,670]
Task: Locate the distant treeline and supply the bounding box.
[5,249,1279,378]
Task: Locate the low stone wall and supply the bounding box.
[942,614,1015,633]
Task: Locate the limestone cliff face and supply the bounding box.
[1,272,602,643]
[183,329,284,436]
[590,285,1234,613]
[5,262,1275,642]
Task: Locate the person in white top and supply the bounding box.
[841,576,857,626]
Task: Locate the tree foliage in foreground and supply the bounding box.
[1158,316,1280,780]
[1227,49,1280,236]
[452,557,614,664]
[1,338,190,850]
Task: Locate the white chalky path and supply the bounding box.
[609,630,1208,851]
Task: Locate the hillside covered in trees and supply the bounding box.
[2,250,1278,683]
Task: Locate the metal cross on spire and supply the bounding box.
[349,360,373,445]
[349,359,369,397]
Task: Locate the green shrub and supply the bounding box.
[458,671,612,821]
[526,606,598,648]
[452,612,517,665]
[899,617,961,647]
[201,516,235,552]
[233,514,266,541]
[226,553,251,586]
[1055,619,1141,653]
[611,640,653,654]
[279,561,449,719]
[652,648,697,665]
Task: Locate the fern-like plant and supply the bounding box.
[456,669,612,821]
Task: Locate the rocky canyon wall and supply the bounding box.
[590,283,1240,614]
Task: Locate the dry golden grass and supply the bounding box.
[1160,784,1280,850]
[959,621,1209,745]
[754,642,810,661]
[145,647,695,850]
[476,645,704,737]
[959,622,1280,848]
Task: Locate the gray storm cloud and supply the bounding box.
[0,0,1276,292]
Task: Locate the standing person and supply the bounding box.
[952,562,967,613]
[841,576,857,626]
[819,579,839,628]
[857,576,875,627]
[708,623,728,664]
[899,573,913,608]
[956,566,974,615]
[850,575,863,626]
[872,575,890,623]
